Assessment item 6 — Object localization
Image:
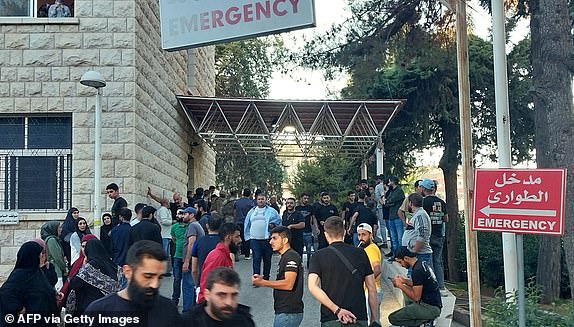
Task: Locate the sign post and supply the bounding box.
[473,168,566,326]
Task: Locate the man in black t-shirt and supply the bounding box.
[128,206,162,247]
[313,192,339,249]
[341,191,357,245]
[348,191,378,247]
[106,183,127,226]
[82,241,180,327]
[282,198,305,257]
[308,216,380,326]
[295,193,316,268]
[389,246,442,327]
[420,178,448,291]
[252,226,304,327]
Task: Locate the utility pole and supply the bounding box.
[442,0,483,325]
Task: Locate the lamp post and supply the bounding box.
[80,71,106,232]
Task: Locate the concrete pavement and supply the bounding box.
[159,252,461,326]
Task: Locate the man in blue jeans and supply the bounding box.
[252,226,304,327]
[244,194,282,280]
[170,209,187,306]
[181,206,205,311]
[295,193,316,268]
[421,179,448,293]
[384,176,405,261]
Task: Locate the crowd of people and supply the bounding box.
[0,175,448,327]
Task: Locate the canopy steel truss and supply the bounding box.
[177,96,405,158]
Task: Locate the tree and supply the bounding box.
[293,1,535,283]
[289,154,360,206]
[528,0,574,302]
[216,153,284,197]
[215,37,281,98]
[214,38,286,197]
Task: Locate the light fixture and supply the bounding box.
[80,71,107,89]
[79,70,106,232]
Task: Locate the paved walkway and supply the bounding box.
[159,252,461,326]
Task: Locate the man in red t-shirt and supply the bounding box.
[197,223,242,303]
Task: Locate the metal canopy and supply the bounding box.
[177,96,405,158]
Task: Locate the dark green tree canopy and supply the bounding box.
[215,37,282,98]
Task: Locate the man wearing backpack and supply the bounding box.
[308,216,380,327]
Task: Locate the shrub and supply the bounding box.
[484,280,572,327]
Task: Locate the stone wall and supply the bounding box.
[0,0,217,283]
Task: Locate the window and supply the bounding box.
[0,0,75,18]
[0,116,72,211]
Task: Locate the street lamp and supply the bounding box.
[80,70,106,231]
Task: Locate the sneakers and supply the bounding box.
[422,320,435,327]
[384,252,394,258]
[244,256,251,260]
[387,256,395,263]
[440,288,449,297]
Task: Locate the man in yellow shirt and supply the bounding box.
[357,223,382,323]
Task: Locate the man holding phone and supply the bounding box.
[389,246,442,327]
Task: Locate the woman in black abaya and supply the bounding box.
[0,241,61,327]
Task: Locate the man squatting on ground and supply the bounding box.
[389,246,442,327]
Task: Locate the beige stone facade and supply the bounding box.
[0,0,216,282]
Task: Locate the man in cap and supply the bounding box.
[357,223,382,322]
[420,178,448,293]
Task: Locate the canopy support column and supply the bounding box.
[376,141,384,175]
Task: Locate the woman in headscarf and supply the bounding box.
[68,238,121,319]
[0,241,60,327]
[61,207,79,267]
[58,234,98,309]
[69,217,92,264]
[100,213,113,258]
[40,220,68,283]
[31,238,58,287]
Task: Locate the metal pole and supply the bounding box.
[492,0,518,296]
[94,88,102,232]
[454,1,483,325]
[376,141,384,175]
[516,234,526,327]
